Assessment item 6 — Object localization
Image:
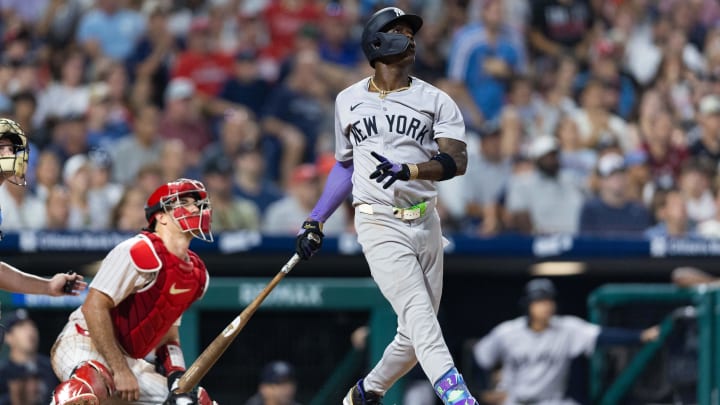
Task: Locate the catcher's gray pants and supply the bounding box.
[354,201,454,394]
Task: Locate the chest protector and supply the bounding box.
[110,232,207,358]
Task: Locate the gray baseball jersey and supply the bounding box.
[334,76,465,207]
[474,316,600,404]
[333,76,466,391]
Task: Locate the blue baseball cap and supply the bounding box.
[260,361,296,384]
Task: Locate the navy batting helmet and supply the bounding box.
[524,278,556,302]
[361,7,423,67]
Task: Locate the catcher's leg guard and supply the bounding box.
[52,360,115,405]
[433,367,478,405]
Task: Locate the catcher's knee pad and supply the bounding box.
[52,360,115,405]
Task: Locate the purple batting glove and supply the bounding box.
[369,151,411,189]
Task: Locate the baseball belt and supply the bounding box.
[357,199,434,221]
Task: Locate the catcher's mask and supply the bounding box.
[361,7,423,67]
[145,178,213,242]
[0,118,29,186]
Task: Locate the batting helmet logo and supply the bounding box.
[361,7,423,67]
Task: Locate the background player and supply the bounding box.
[0,118,85,296]
[473,278,659,405]
[294,7,477,405]
[49,178,217,405]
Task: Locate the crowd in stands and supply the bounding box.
[2,0,720,240]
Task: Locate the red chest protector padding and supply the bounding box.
[111,232,207,358]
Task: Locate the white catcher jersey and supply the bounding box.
[334,76,466,207]
[474,316,600,403]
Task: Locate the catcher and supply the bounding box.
[50,179,218,405]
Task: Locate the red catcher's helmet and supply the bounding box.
[145,178,213,242]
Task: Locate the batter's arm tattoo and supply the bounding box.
[414,138,467,181]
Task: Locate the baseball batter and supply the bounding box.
[294,7,477,405]
[474,279,659,405]
[50,178,217,405]
[0,118,85,296]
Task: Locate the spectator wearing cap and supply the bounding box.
[446,0,526,122]
[463,121,513,236]
[578,153,652,237]
[505,135,584,234]
[201,157,260,232]
[261,163,346,236]
[75,0,145,62]
[158,77,213,168]
[87,148,124,230]
[170,16,234,97]
[110,104,163,185]
[244,360,300,405]
[212,49,273,119]
[0,309,58,405]
[232,143,284,216]
[687,95,720,170]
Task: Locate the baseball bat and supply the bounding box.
[175,253,302,393]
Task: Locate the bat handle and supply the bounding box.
[62,271,76,294]
[281,254,301,274]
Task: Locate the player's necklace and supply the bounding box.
[369,77,411,99]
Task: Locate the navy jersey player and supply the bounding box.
[294,7,477,405]
[474,279,659,405]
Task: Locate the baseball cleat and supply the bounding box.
[343,379,383,405]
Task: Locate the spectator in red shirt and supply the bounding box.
[261,0,323,62]
[171,16,234,98]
